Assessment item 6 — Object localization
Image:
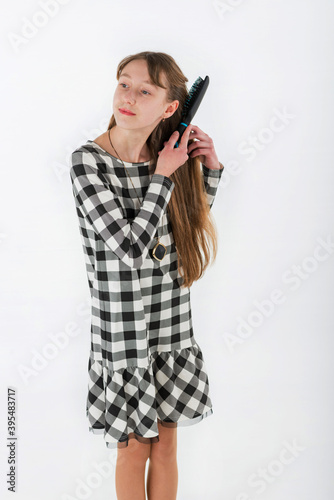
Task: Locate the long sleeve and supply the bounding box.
[202,162,224,209]
[70,148,174,270]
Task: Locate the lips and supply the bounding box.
[119,108,135,116]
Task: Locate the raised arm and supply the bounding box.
[70,148,174,269]
[202,162,224,209]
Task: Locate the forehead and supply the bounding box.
[120,72,154,86]
[120,59,167,89]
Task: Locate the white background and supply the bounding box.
[1,0,333,499]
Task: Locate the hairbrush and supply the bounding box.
[174,75,210,148]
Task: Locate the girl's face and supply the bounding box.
[113,59,178,132]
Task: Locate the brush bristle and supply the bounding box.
[181,77,205,117]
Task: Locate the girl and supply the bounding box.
[70,51,224,500]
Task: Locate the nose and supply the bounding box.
[124,90,135,105]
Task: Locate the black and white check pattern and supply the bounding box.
[70,140,224,448]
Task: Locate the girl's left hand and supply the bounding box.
[186,124,221,169]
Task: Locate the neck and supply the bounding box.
[108,126,152,163]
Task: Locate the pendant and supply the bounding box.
[152,237,167,261]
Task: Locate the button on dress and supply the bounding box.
[70,139,224,449]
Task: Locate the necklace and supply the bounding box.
[108,128,167,262]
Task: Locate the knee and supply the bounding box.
[150,425,177,464]
[150,440,177,464]
[117,437,151,466]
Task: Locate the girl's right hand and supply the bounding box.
[155,124,193,177]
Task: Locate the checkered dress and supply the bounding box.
[70,139,224,449]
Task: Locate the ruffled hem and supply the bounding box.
[85,343,213,449]
[87,408,214,449]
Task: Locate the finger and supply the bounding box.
[188,126,208,142]
[169,131,179,143]
[188,140,210,153]
[189,145,212,153]
[180,124,193,146]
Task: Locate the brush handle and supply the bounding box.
[174,121,189,148]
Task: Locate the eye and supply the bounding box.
[119,83,150,95]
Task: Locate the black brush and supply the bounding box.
[174,75,210,148]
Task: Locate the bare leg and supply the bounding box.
[115,438,151,500]
[146,421,178,500]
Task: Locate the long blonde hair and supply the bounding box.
[107,51,219,288]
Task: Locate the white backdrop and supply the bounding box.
[1,1,333,499]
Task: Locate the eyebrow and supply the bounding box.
[119,73,155,86]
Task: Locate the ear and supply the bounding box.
[165,100,179,118]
